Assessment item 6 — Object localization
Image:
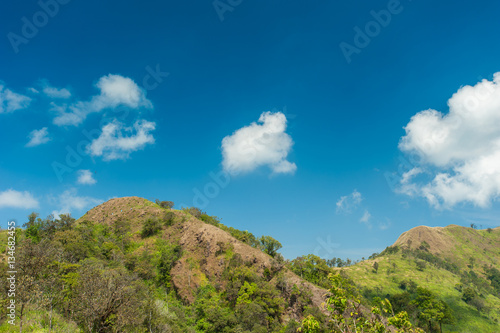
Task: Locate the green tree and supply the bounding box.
[259,235,282,258]
[373,261,379,273]
[298,315,320,333]
[141,217,162,238]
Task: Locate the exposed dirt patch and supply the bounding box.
[393,225,454,254]
[79,196,329,320]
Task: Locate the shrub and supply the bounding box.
[415,260,427,271]
[183,207,202,218]
[461,286,477,303]
[162,211,176,226]
[141,217,162,238]
[155,199,174,209]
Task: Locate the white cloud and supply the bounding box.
[360,210,372,226]
[41,81,71,99]
[336,189,362,213]
[87,119,156,161]
[0,83,31,113]
[399,73,500,208]
[26,127,51,147]
[77,170,97,185]
[51,188,102,218]
[0,189,39,209]
[53,74,152,126]
[221,111,297,175]
[360,210,370,222]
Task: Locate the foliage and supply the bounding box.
[155,199,174,209]
[288,255,332,289]
[141,217,162,238]
[259,235,282,258]
[325,272,424,333]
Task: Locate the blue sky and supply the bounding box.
[1,0,500,260]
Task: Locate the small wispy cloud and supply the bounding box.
[50,188,102,218]
[77,170,97,185]
[336,189,362,214]
[40,80,71,99]
[378,219,391,230]
[52,74,152,126]
[0,83,31,114]
[360,210,372,229]
[26,127,51,147]
[87,119,156,161]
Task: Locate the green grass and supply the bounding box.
[343,227,500,333]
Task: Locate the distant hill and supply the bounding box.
[343,224,500,332]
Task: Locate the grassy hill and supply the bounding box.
[1,197,498,332]
[342,225,500,333]
[0,197,329,333]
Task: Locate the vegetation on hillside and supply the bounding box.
[0,198,498,333]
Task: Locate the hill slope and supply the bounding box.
[79,197,328,313]
[343,225,500,333]
[0,196,333,333]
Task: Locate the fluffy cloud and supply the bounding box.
[77,170,97,185]
[221,111,297,175]
[399,73,500,208]
[0,189,39,209]
[336,190,362,213]
[26,127,51,147]
[0,83,31,113]
[51,188,102,218]
[53,74,152,126]
[87,119,156,161]
[41,81,71,99]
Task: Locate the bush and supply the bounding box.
[468,296,486,312]
[415,260,427,271]
[183,207,201,218]
[155,199,174,209]
[141,217,162,238]
[461,286,477,303]
[162,211,176,226]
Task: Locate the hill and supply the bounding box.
[2,197,499,332]
[80,197,327,309]
[0,197,331,333]
[342,225,500,332]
